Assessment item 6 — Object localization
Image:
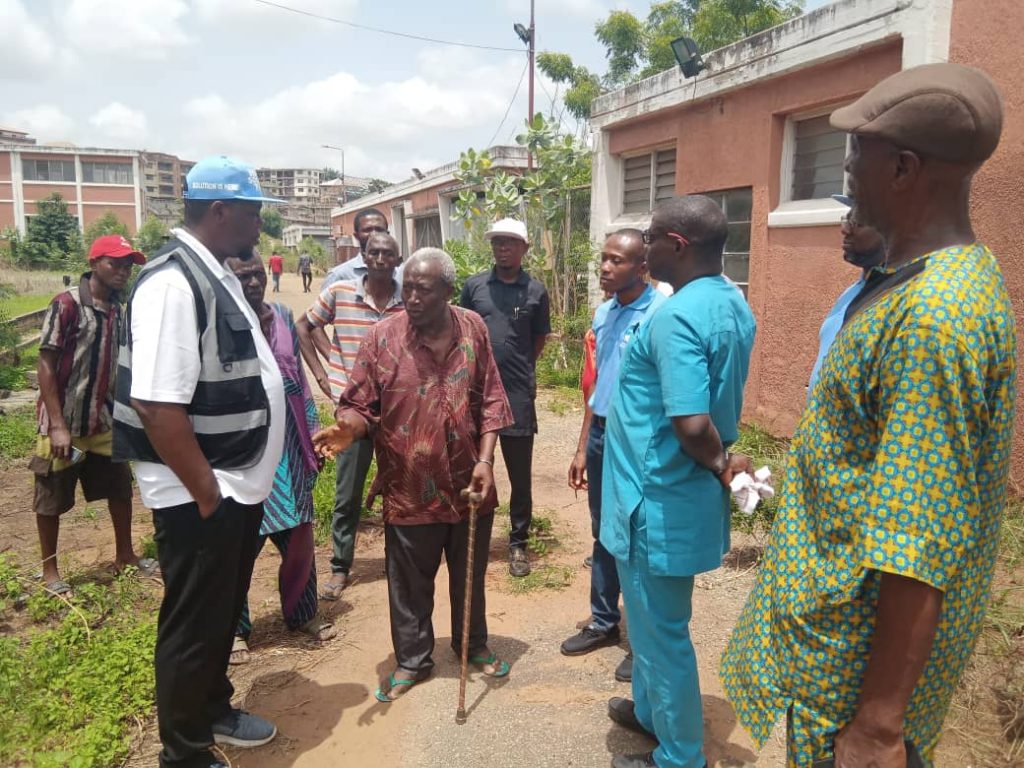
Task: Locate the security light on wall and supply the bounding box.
[671,36,706,78]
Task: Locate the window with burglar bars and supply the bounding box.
[82,161,134,185]
[22,158,76,182]
[704,187,752,298]
[622,148,676,214]
[790,114,847,201]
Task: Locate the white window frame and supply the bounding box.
[620,145,676,218]
[769,105,850,229]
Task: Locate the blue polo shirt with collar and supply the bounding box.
[589,283,665,418]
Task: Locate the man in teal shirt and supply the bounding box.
[602,195,756,768]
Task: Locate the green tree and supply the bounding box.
[366,178,391,194]
[321,166,341,181]
[540,0,803,121]
[24,193,83,267]
[260,207,284,238]
[136,216,170,258]
[82,211,129,248]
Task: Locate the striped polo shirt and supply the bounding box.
[306,276,403,399]
[36,274,120,438]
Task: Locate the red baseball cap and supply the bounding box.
[88,234,146,265]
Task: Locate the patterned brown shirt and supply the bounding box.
[339,306,513,525]
[37,274,120,438]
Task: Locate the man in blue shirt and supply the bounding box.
[320,208,396,289]
[806,195,885,397]
[602,196,756,768]
[563,230,664,669]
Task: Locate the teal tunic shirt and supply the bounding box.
[600,275,756,577]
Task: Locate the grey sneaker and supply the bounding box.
[509,547,531,577]
[211,709,277,748]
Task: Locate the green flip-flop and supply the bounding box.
[374,673,420,703]
[469,652,510,678]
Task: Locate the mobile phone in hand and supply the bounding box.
[68,446,86,465]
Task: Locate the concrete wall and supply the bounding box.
[949,0,1024,482]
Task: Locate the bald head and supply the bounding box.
[652,195,728,262]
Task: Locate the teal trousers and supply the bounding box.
[617,508,705,768]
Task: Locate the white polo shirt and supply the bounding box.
[129,228,285,510]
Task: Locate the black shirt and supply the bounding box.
[460,268,551,435]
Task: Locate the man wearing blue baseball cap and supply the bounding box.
[113,156,287,768]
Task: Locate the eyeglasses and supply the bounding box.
[641,229,691,247]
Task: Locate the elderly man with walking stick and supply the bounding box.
[313,247,514,703]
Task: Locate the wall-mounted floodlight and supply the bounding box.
[671,36,706,78]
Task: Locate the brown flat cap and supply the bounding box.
[831,62,1003,164]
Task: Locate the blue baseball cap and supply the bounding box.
[184,156,285,204]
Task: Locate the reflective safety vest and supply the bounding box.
[112,238,270,469]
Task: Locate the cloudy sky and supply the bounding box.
[1,0,830,182]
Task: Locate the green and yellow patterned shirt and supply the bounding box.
[721,243,1017,767]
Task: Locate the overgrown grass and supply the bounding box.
[730,423,790,537]
[0,292,52,318]
[312,403,378,545]
[0,555,159,768]
[0,343,39,391]
[0,406,37,463]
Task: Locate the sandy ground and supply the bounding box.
[4,270,977,767]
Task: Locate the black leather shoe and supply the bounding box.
[607,696,656,740]
[611,752,656,768]
[615,651,633,682]
[561,624,620,656]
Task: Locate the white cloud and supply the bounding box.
[177,49,531,177]
[2,104,76,142]
[0,0,59,79]
[88,102,148,145]
[192,0,359,39]
[62,0,191,60]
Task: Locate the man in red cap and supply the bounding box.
[31,233,152,596]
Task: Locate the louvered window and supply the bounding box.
[622,148,676,214]
[790,115,847,201]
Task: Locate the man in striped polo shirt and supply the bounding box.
[297,231,404,600]
[31,235,151,596]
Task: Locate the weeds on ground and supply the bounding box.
[0,406,37,463]
[508,563,575,595]
[0,554,159,768]
[0,344,39,391]
[545,386,582,417]
[312,402,378,544]
[730,423,790,538]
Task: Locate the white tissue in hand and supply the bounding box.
[729,466,775,515]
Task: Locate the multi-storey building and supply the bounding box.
[0,137,143,235]
[141,152,194,201]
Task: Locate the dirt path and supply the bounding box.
[5,270,975,767]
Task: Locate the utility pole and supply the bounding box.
[528,0,536,170]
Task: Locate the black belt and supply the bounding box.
[593,415,606,428]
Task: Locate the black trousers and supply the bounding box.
[499,434,534,549]
[384,513,494,676]
[152,497,264,768]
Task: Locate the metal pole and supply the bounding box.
[527,0,536,170]
[341,148,347,206]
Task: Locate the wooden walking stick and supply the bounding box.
[456,488,483,724]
